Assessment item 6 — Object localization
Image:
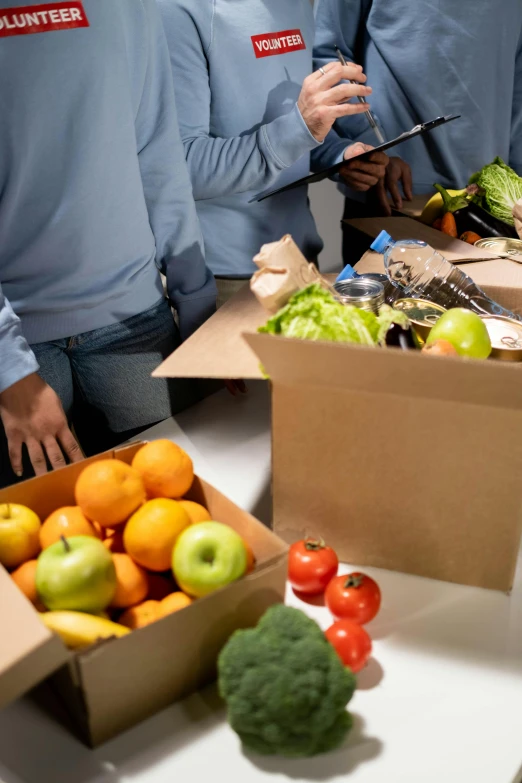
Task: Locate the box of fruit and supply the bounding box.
[0,441,288,747]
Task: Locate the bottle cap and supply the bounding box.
[335,264,358,283]
[371,230,393,254]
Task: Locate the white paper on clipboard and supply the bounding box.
[251,114,460,203]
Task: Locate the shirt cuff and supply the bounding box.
[263,103,322,170]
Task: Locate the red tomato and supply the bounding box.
[288,538,339,595]
[325,620,372,673]
[325,572,381,625]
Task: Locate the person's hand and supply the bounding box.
[0,373,83,477]
[374,156,413,215]
[298,62,373,143]
[224,380,248,397]
[339,143,389,191]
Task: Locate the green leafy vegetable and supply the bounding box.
[468,157,522,226]
[259,283,379,345]
[218,604,356,758]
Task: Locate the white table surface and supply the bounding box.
[1,381,522,783]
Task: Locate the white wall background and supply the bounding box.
[308,0,345,274]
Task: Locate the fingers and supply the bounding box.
[7,436,23,478]
[340,169,378,190]
[375,179,392,216]
[43,436,67,471]
[344,142,373,160]
[26,438,48,477]
[386,169,403,209]
[315,62,366,88]
[333,102,371,118]
[401,162,414,201]
[224,380,248,396]
[366,151,389,167]
[325,82,371,105]
[59,427,84,463]
[345,161,387,180]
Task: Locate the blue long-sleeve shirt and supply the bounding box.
[156,0,325,278]
[0,0,216,393]
[313,0,522,192]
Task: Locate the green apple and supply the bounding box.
[172,522,248,598]
[36,535,116,612]
[426,308,491,359]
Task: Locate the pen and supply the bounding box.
[334,45,385,145]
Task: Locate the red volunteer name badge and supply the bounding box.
[251,29,306,59]
[0,1,89,37]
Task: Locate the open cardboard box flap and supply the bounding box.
[154,283,266,380]
[0,569,70,709]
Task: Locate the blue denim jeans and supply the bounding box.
[0,299,198,487]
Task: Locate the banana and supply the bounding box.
[420,188,466,226]
[40,610,130,649]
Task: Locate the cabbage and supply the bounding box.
[259,284,379,345]
[468,157,522,226]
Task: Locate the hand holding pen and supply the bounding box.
[297,61,374,142]
[334,45,385,145]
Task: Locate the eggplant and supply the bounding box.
[453,201,518,239]
[384,322,420,350]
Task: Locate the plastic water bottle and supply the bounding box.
[371,230,522,322]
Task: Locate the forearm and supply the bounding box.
[0,294,39,394]
[185,105,320,201]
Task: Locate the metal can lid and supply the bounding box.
[392,298,447,326]
[333,278,384,301]
[481,315,522,351]
[474,237,522,256]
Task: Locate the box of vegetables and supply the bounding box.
[156,236,522,593]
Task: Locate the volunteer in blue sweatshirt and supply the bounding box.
[156,0,389,300]
[0,0,216,487]
[314,0,522,212]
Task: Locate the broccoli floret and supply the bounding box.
[218,605,356,758]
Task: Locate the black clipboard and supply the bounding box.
[251,114,460,203]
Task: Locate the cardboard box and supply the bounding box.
[0,444,288,747]
[155,245,522,593]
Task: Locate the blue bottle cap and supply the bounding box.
[335,264,358,283]
[371,230,393,254]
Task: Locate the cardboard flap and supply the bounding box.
[154,283,266,380]
[0,568,70,708]
[243,332,522,411]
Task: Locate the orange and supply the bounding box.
[39,506,101,550]
[11,560,45,610]
[158,591,192,618]
[179,500,211,525]
[146,572,176,601]
[75,459,146,528]
[103,528,125,554]
[123,498,190,572]
[132,440,194,499]
[119,599,160,630]
[243,539,256,575]
[0,503,41,569]
[110,553,149,609]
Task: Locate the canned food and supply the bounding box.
[474,237,522,257]
[392,298,447,341]
[333,278,385,315]
[481,315,522,362]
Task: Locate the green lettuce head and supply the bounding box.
[258,283,379,345]
[468,157,522,226]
